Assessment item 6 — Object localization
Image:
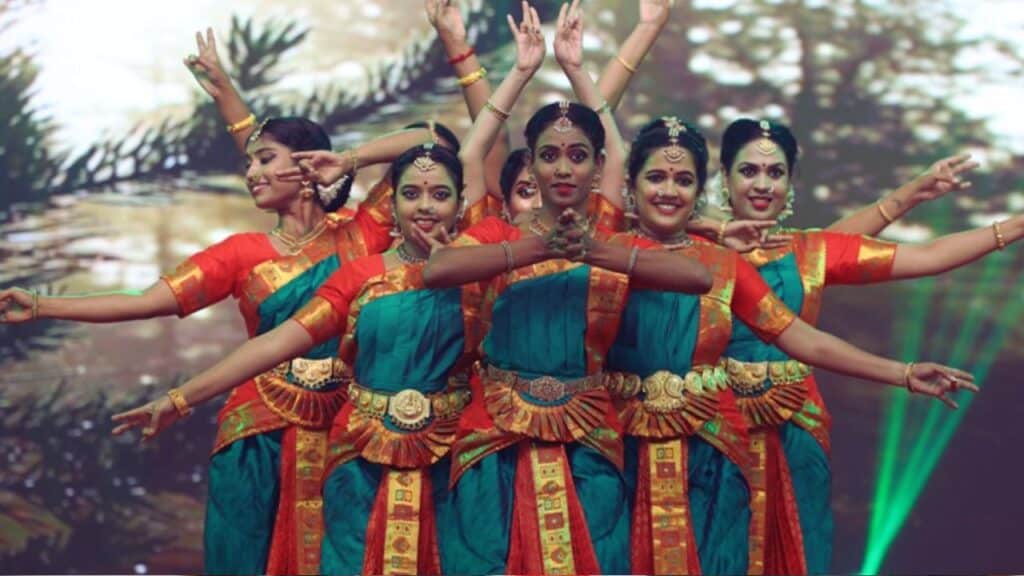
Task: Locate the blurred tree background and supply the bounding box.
[1,0,1022,572]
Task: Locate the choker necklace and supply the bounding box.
[270,220,328,254]
[635,226,693,250]
[396,242,428,264]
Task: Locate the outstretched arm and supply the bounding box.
[0,283,180,324]
[426,0,510,198]
[555,0,627,209]
[111,320,315,439]
[774,318,976,408]
[828,154,978,236]
[184,27,255,153]
[889,214,1024,279]
[596,0,672,110]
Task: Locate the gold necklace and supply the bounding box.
[395,242,428,264]
[270,220,328,254]
[635,226,694,250]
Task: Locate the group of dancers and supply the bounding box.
[2,1,1016,574]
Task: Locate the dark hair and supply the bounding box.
[627,117,710,190]
[250,117,352,212]
[389,144,464,196]
[719,118,799,172]
[524,102,606,155]
[499,148,532,203]
[404,121,461,154]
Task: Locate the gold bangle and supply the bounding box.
[877,201,895,224]
[616,55,637,74]
[458,67,487,87]
[484,100,511,122]
[992,221,1006,250]
[226,113,256,134]
[167,388,194,417]
[345,149,361,174]
[626,246,640,277]
[903,362,916,392]
[501,241,515,273]
[31,290,39,320]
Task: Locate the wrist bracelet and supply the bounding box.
[484,100,511,122]
[993,221,1007,250]
[903,362,916,392]
[500,241,515,273]
[30,290,40,319]
[226,113,256,134]
[616,55,637,74]
[877,201,896,224]
[167,388,194,417]
[448,47,475,65]
[626,246,640,277]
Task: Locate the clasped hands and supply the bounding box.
[542,209,593,261]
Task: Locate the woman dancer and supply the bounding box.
[419,3,711,573]
[713,118,1021,574]
[603,116,976,575]
[109,142,486,574]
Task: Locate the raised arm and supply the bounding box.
[889,214,1024,279]
[596,0,672,110]
[425,0,510,197]
[184,27,255,153]
[555,0,627,209]
[111,319,315,440]
[827,153,978,236]
[774,318,976,408]
[0,283,180,324]
[458,1,545,208]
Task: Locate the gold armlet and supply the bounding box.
[226,113,256,134]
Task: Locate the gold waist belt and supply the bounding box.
[270,357,348,390]
[347,380,470,431]
[725,358,811,395]
[482,364,604,403]
[606,364,727,414]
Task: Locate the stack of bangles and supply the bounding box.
[226,113,256,134]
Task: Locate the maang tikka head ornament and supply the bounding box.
[756,119,778,155]
[553,101,574,133]
[246,118,272,147]
[413,142,438,173]
[662,116,688,163]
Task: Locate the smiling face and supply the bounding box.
[634,147,700,239]
[507,165,542,219]
[393,162,460,241]
[531,125,601,212]
[244,135,303,210]
[725,140,791,221]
